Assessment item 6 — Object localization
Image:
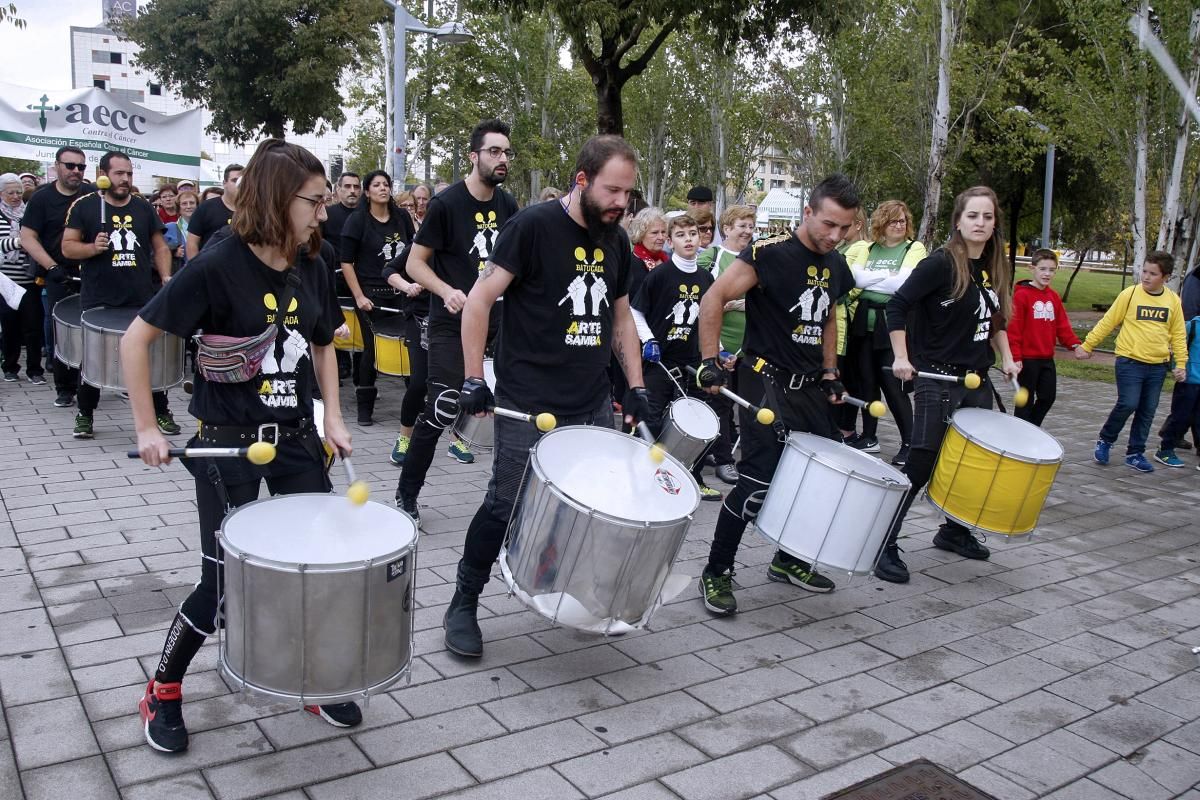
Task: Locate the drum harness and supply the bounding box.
[745,354,820,441]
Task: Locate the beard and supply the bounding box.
[579,185,622,243]
[481,164,507,187]
[108,185,131,201]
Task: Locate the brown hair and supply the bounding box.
[690,209,714,230]
[231,139,325,257]
[719,205,756,234]
[667,213,698,237]
[946,186,1011,320]
[870,200,914,242]
[177,189,199,207]
[1031,248,1058,266]
[1146,250,1175,277]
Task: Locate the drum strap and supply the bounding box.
[756,374,790,442]
[205,461,231,512]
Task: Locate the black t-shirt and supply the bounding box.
[739,233,853,375]
[886,248,1003,372]
[65,193,164,310]
[21,182,94,271]
[189,197,234,252]
[415,180,518,334]
[339,208,414,294]
[321,202,355,256]
[381,242,431,319]
[632,258,714,368]
[138,235,341,425]
[490,201,632,416]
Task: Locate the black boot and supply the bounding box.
[356,387,378,426]
[874,543,910,583]
[932,523,990,560]
[444,561,490,657]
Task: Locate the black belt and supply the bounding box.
[196,418,314,446]
[744,354,819,391]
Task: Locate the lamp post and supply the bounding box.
[1007,105,1055,248]
[381,1,472,183]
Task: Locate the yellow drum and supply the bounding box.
[374,314,411,378]
[928,408,1063,537]
[333,306,363,352]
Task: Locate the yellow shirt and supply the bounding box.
[1083,285,1187,370]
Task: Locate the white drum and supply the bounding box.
[502,426,699,633]
[218,494,418,705]
[756,433,911,575]
[452,358,497,451]
[655,396,720,469]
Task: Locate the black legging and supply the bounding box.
[849,334,913,443]
[400,314,428,428]
[351,308,379,389]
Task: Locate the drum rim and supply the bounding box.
[924,492,1042,538]
[948,409,1064,465]
[783,432,911,491]
[531,425,701,524]
[666,396,720,437]
[219,492,418,570]
[52,296,83,323]
[80,306,142,332]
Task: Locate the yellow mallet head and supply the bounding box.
[95,175,111,190]
[963,372,982,390]
[648,443,666,463]
[1014,387,1030,408]
[346,480,370,506]
[246,441,277,465]
[756,407,775,426]
[868,401,887,418]
[535,412,557,432]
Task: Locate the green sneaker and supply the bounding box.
[1154,449,1185,468]
[697,483,722,502]
[390,434,411,466]
[699,568,737,615]
[447,438,475,464]
[767,553,835,593]
[156,412,181,435]
[73,413,94,439]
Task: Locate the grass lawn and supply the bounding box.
[1014,265,1131,312]
[1055,357,1177,392]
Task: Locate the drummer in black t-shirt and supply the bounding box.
[445,134,651,658]
[185,164,242,258]
[122,140,359,754]
[61,151,176,440]
[395,119,519,519]
[875,186,1018,584]
[695,175,861,616]
[338,170,415,424]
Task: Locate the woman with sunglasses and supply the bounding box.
[122,139,356,754]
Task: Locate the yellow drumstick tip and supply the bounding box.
[246,441,276,465]
[756,407,775,426]
[964,373,982,390]
[535,412,557,432]
[1014,387,1030,408]
[868,401,887,418]
[347,480,370,506]
[649,443,666,463]
[95,175,111,190]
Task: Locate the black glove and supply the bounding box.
[459,376,494,416]
[622,386,652,426]
[695,357,726,389]
[819,377,846,402]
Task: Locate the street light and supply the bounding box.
[381,2,473,182]
[1007,105,1055,249]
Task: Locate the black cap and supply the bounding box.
[687,186,714,202]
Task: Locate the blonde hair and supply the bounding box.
[719,205,755,234]
[870,200,914,242]
[945,186,1011,321]
[628,207,667,246]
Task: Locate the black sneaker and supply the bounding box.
[54,392,75,408]
[73,413,94,439]
[874,544,910,583]
[156,412,181,435]
[767,553,835,592]
[932,526,990,560]
[304,702,362,727]
[3,371,17,382]
[28,373,46,385]
[699,567,737,615]
[848,435,880,453]
[396,492,420,523]
[891,444,910,467]
[1178,438,1193,451]
[138,680,188,753]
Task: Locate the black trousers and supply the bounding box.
[397,330,465,499]
[351,308,380,389]
[1014,357,1057,427]
[400,315,429,428]
[848,333,914,443]
[706,362,738,465]
[707,366,838,573]
[77,383,168,415]
[0,282,44,377]
[45,276,79,395]
[1158,382,1200,450]
[883,375,993,547]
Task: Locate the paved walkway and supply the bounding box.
[1,374,1198,800]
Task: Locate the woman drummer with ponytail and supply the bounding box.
[121,140,357,753]
[874,186,1019,584]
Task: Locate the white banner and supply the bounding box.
[0,80,202,179]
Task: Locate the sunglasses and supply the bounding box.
[58,161,87,171]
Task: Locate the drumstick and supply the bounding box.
[339,304,404,314]
[635,421,666,463]
[655,360,687,397]
[841,393,887,418]
[1009,376,1030,408]
[685,366,776,425]
[96,175,110,233]
[494,406,557,432]
[341,455,370,505]
[906,370,982,389]
[125,442,277,465]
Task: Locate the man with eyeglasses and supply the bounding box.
[20,146,95,408]
[395,118,518,520]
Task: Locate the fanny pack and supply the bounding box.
[193,271,300,383]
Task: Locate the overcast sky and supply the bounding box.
[0,1,106,90]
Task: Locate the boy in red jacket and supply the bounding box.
[1008,249,1081,426]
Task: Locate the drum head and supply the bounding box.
[222,494,416,565]
[81,306,139,331]
[53,295,82,324]
[535,426,699,521]
[669,397,719,439]
[373,313,406,338]
[952,408,1063,462]
[483,358,496,391]
[790,433,908,487]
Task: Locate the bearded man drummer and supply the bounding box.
[445,134,652,658]
[694,174,861,615]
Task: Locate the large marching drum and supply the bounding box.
[52,295,83,369]
[452,358,497,452]
[81,306,184,391]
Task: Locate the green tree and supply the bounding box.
[0,3,24,28]
[345,118,387,177]
[0,156,39,176]
[118,0,385,142]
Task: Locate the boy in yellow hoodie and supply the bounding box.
[1077,251,1187,472]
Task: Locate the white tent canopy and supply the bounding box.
[755,187,808,227]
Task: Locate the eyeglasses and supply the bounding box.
[476,146,516,161]
[58,161,87,171]
[294,194,325,212]
[887,219,907,227]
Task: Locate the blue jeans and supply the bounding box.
[1099,357,1167,455]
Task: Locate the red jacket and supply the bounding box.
[1009,280,1080,361]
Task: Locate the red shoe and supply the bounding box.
[138,680,188,752]
[304,702,362,727]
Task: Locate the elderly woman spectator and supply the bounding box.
[411,183,432,229]
[395,190,416,224]
[155,184,180,224]
[692,208,716,250]
[628,206,668,299]
[538,186,562,202]
[19,173,38,202]
[0,173,44,383]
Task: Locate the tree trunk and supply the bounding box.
[379,24,393,177]
[1157,9,1200,261]
[1062,245,1089,304]
[829,62,848,167]
[1131,0,1150,280]
[918,0,955,244]
[1008,187,1024,272]
[594,72,624,136]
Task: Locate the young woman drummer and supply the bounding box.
[122,140,356,753]
[875,186,1018,584]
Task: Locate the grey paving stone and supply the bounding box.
[955,765,1038,800]
[353,704,505,765]
[969,690,1092,744]
[577,691,714,745]
[1091,613,1187,649]
[866,646,984,693]
[1040,778,1131,800]
[390,666,530,718]
[1044,662,1158,711]
[684,663,812,713]
[305,751,475,800]
[20,755,118,800]
[482,678,625,731]
[696,603,813,643]
[506,644,636,689]
[255,693,410,749]
[0,648,74,706]
[866,618,973,658]
[659,744,808,800]
[107,721,272,786]
[782,612,891,651]
[420,635,553,678]
[1011,605,1113,642]
[859,594,962,628]
[431,767,583,800]
[452,719,605,782]
[596,653,725,703]
[203,737,371,800]
[985,738,1101,795]
[1088,759,1175,800]
[120,773,215,800]
[610,622,731,664]
[592,781,678,800]
[1031,633,1132,672]
[768,754,893,800]
[780,709,912,769]
[778,673,904,723]
[781,641,896,683]
[675,699,815,758]
[878,719,1012,772]
[0,608,58,656]
[554,732,707,797]
[875,682,995,734]
[0,573,42,614]
[1138,670,1200,721]
[8,695,100,769]
[1068,700,1184,754]
[943,624,1051,665]
[694,632,812,674]
[952,652,1071,702]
